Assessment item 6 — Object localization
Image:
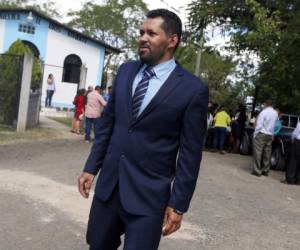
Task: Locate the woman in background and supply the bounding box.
[45,74,55,107]
[71,88,85,134]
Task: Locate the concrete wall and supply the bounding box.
[27,92,41,128]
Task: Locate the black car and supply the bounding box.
[240,114,300,171]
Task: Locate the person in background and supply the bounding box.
[203,104,213,148]
[87,85,94,94]
[85,86,94,102]
[45,73,55,107]
[252,100,278,177]
[273,108,282,136]
[84,86,107,143]
[102,86,113,102]
[250,110,259,127]
[213,105,231,154]
[71,88,86,134]
[231,104,247,153]
[282,121,300,185]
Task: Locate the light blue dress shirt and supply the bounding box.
[132,58,177,116]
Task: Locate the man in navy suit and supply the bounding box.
[78,9,208,250]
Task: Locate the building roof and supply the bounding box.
[0,8,121,54]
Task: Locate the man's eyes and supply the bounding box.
[139,30,157,36]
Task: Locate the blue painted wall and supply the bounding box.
[96,46,106,86]
[3,12,49,59]
[1,10,108,107]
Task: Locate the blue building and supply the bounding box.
[0,8,120,108]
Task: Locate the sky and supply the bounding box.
[34,0,193,25]
[30,0,230,51]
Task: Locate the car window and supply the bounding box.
[281,115,289,127]
[290,116,298,128]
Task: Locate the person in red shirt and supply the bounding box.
[71,88,86,134]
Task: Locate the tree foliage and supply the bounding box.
[0,0,61,18]
[0,40,42,124]
[188,0,300,113]
[175,40,250,110]
[68,0,148,68]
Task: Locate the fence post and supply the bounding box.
[17,54,33,132]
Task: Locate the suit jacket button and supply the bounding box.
[129,129,132,133]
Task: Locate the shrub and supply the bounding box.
[0,40,42,124]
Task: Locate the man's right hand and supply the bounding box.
[78,172,95,198]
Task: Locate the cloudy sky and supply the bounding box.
[41,0,193,25]
[30,0,229,49]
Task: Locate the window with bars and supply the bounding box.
[62,54,82,84]
[18,24,35,34]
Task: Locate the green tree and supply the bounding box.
[176,31,244,109]
[0,0,61,18]
[0,40,42,124]
[188,0,300,113]
[68,0,148,78]
[0,0,28,7]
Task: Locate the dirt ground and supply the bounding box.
[0,136,299,250]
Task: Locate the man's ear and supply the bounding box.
[168,34,179,50]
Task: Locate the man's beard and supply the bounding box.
[139,47,165,66]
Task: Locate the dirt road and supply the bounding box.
[0,137,299,250]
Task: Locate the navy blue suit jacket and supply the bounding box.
[84,61,208,215]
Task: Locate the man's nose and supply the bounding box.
[139,33,148,42]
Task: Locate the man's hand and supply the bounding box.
[162,207,183,236]
[78,172,95,198]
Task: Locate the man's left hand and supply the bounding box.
[162,207,183,236]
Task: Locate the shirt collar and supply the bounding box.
[141,58,176,79]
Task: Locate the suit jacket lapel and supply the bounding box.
[131,65,184,126]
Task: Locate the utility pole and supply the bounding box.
[195,32,204,77]
[194,31,204,77]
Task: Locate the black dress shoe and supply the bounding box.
[262,172,269,176]
[280,180,295,185]
[251,171,261,177]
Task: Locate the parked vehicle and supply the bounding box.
[240,114,300,171]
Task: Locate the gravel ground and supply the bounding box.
[0,137,299,250]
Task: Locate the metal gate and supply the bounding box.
[0,54,23,127]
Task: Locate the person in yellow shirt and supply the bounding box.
[213,106,231,154]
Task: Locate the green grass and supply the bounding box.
[47,116,73,127]
[0,127,67,145]
[0,125,14,133]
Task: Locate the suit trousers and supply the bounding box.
[252,132,273,174]
[286,139,300,184]
[85,117,101,141]
[86,187,165,250]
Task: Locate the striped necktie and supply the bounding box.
[132,66,155,119]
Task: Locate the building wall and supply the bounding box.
[95,42,106,86]
[0,11,107,108]
[0,19,5,52]
[2,12,48,58]
[42,29,105,108]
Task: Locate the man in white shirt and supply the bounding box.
[284,121,300,184]
[252,100,278,176]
